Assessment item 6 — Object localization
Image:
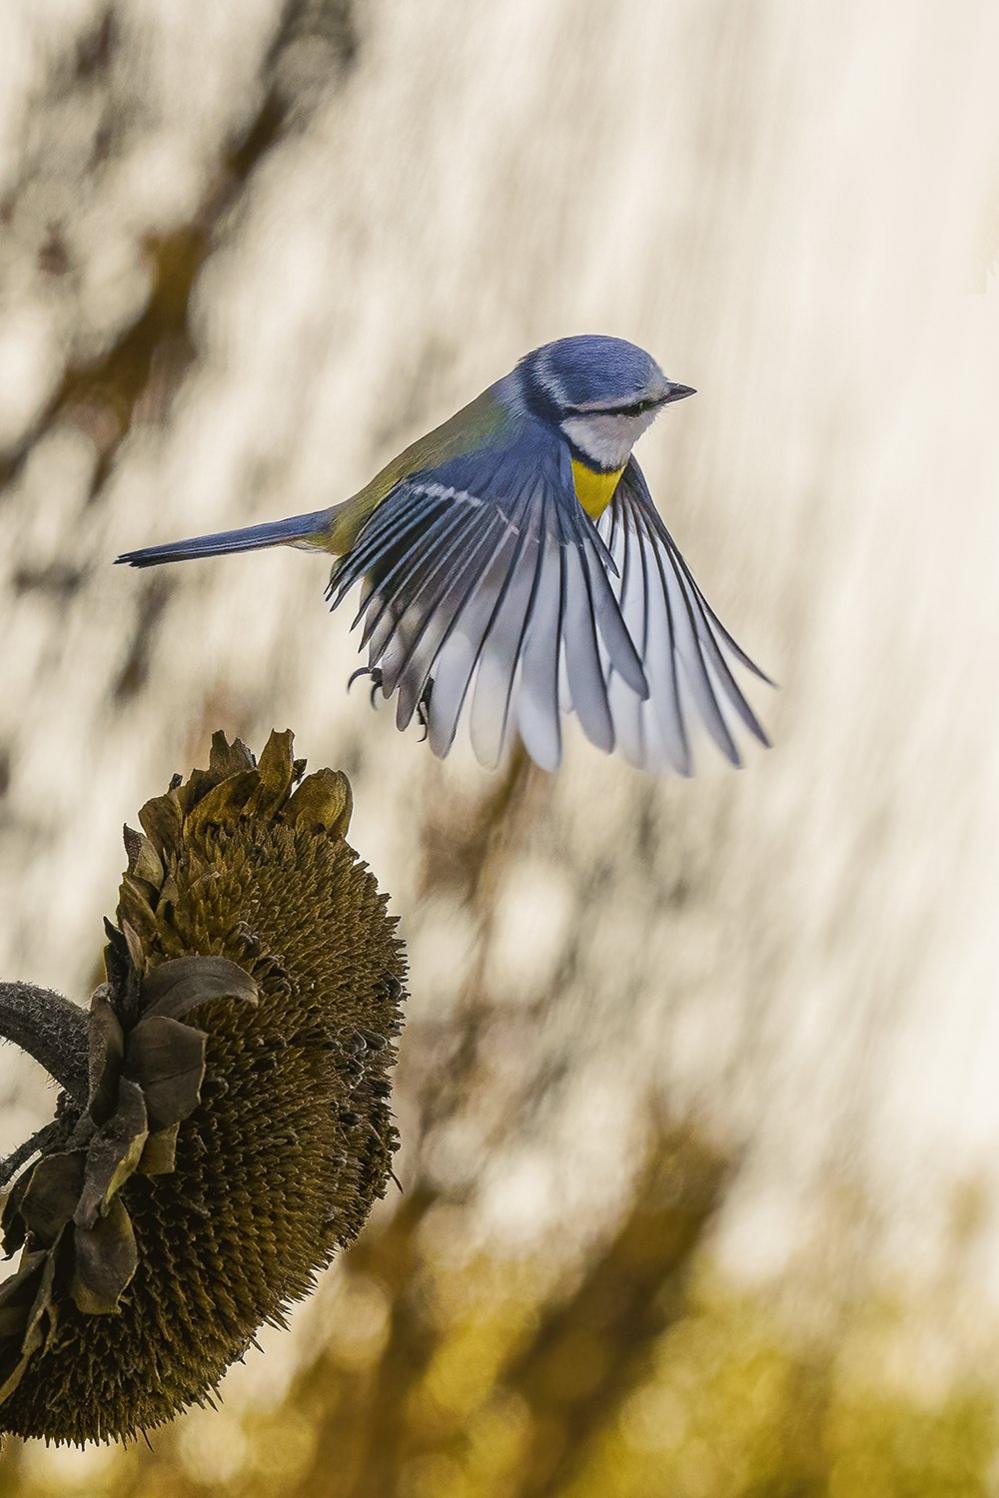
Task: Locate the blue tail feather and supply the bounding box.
[115,510,328,568]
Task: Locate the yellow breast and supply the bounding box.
[571,458,625,521]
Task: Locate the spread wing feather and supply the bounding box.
[327,426,769,772]
[598,458,770,771]
[328,422,647,769]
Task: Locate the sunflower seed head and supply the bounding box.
[0,731,405,1444]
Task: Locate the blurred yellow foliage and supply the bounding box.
[2,1126,996,1495]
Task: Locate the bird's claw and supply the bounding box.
[348,665,384,710]
[350,666,433,738]
[416,680,433,742]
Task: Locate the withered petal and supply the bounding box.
[87,987,125,1124]
[137,1123,179,1177]
[137,789,184,861]
[120,922,146,976]
[208,731,256,782]
[251,729,296,812]
[140,955,258,1021]
[74,1080,148,1231]
[0,1251,48,1319]
[124,1016,207,1131]
[176,767,217,811]
[18,1152,85,1246]
[282,768,353,836]
[0,1252,51,1402]
[183,769,261,838]
[0,1306,27,1339]
[20,1250,57,1361]
[71,1199,138,1315]
[124,828,164,886]
[1,1172,31,1255]
[111,887,158,957]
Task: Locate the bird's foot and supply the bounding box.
[416,679,433,742]
[348,665,384,709]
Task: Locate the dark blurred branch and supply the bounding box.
[406,745,542,1150]
[418,743,535,905]
[282,1183,445,1498]
[0,0,359,496]
[0,981,89,1105]
[503,1128,730,1498]
[341,1186,444,1497]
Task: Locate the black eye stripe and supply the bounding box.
[565,397,662,419]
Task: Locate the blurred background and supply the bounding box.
[0,0,996,1492]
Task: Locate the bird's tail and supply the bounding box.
[115,510,329,568]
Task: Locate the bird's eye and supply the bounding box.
[609,398,660,417]
[564,396,662,419]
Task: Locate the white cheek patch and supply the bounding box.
[561,411,658,470]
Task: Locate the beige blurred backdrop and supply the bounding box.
[0,1,997,1492]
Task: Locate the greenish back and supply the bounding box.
[320,385,509,554]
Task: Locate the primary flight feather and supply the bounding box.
[117,334,771,772]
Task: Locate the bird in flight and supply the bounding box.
[117,335,771,773]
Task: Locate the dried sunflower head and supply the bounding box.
[0,731,405,1445]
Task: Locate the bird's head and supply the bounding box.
[518,334,695,472]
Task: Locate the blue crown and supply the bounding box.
[522,335,665,412]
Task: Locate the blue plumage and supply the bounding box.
[116,335,770,772]
[522,334,666,411]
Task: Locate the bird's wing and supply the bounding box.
[326,422,648,770]
[597,457,771,773]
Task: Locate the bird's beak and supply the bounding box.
[662,382,696,405]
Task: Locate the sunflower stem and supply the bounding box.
[0,981,90,1106]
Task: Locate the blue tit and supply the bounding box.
[117,334,771,773]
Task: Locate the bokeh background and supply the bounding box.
[0,1,997,1492]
